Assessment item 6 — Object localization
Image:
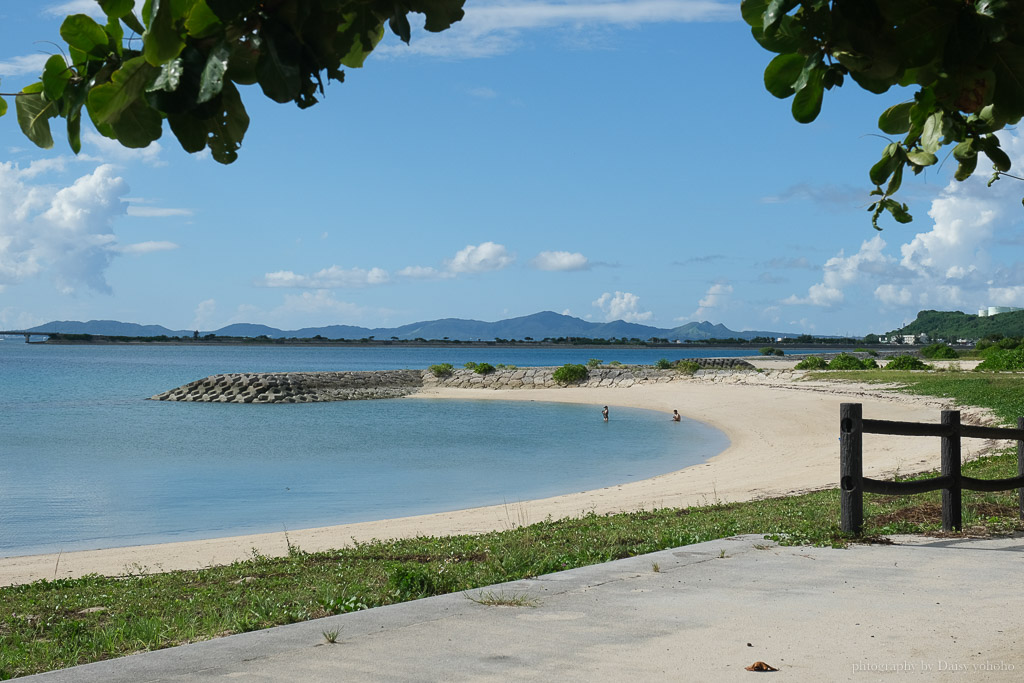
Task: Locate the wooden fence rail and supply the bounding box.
[839,403,1024,533]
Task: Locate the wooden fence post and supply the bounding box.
[941,410,962,531]
[840,403,863,533]
[1018,417,1024,521]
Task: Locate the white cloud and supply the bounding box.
[0,54,49,77]
[397,265,456,279]
[114,241,179,255]
[692,282,732,318]
[278,290,366,317]
[43,1,104,17]
[126,204,194,218]
[874,284,912,307]
[468,86,498,99]
[261,265,390,288]
[378,0,736,59]
[989,286,1024,305]
[784,235,895,307]
[593,290,653,322]
[532,250,589,271]
[193,299,217,331]
[446,241,515,273]
[80,130,167,167]
[0,162,135,294]
[214,291,372,330]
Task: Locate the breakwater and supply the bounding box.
[148,359,808,404]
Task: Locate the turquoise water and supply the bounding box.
[0,343,734,556]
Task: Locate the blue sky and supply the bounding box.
[2,1,1024,336]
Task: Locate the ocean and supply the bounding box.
[0,342,757,557]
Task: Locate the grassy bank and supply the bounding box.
[3,371,1023,678]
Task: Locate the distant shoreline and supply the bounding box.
[16,337,898,351]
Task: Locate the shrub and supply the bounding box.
[673,360,701,375]
[428,363,454,377]
[794,356,828,370]
[655,358,673,369]
[608,360,623,367]
[586,358,602,368]
[463,361,477,370]
[827,353,869,370]
[774,348,785,356]
[884,354,930,370]
[976,348,1024,371]
[552,363,589,384]
[758,347,776,356]
[920,343,959,360]
[473,362,495,375]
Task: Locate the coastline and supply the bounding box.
[0,370,997,587]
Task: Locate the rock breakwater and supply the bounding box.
[149,359,805,404]
[149,370,424,403]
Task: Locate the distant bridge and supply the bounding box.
[0,330,53,342]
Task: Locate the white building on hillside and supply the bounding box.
[978,306,1022,316]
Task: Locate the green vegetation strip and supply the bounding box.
[4,372,1024,678]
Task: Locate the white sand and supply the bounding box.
[0,376,999,586]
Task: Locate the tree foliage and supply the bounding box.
[742,0,1024,228]
[1,0,465,163]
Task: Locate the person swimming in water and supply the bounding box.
[671,409,681,422]
[602,406,609,422]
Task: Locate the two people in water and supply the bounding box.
[602,406,681,422]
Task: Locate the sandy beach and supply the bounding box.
[0,369,999,587]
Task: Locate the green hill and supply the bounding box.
[893,310,1024,340]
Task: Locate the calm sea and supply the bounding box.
[0,342,766,557]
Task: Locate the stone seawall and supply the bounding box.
[149,359,807,404]
[149,370,424,403]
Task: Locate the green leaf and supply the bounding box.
[878,102,913,135]
[414,0,467,33]
[740,0,768,28]
[186,1,223,38]
[99,0,136,16]
[16,87,58,149]
[109,99,163,147]
[885,162,904,196]
[42,55,71,102]
[906,150,938,167]
[869,143,898,185]
[0,95,7,118]
[763,53,802,99]
[791,66,824,123]
[60,14,111,57]
[984,145,1012,172]
[143,0,186,65]
[256,30,300,103]
[206,80,249,163]
[122,11,146,35]
[920,111,944,152]
[992,41,1024,113]
[151,58,184,92]
[204,0,254,23]
[198,42,230,103]
[87,56,161,125]
[952,139,976,161]
[955,153,978,181]
[883,198,913,224]
[389,13,411,44]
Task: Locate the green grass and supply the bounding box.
[3,371,1023,678]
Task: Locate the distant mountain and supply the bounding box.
[28,311,801,342]
[26,320,188,337]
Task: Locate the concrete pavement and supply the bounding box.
[26,534,1024,681]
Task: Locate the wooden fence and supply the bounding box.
[839,403,1024,533]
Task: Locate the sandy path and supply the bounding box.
[0,377,997,586]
